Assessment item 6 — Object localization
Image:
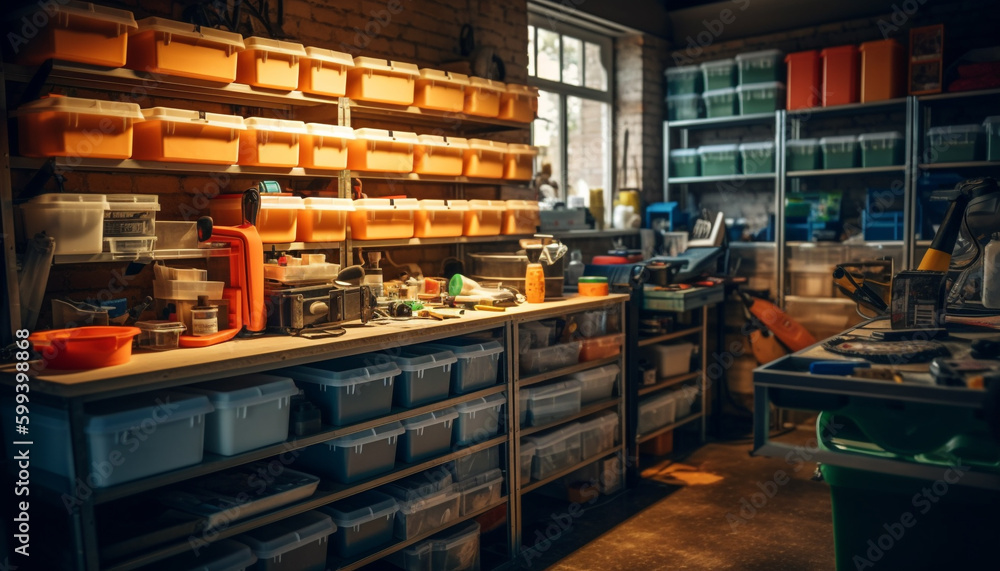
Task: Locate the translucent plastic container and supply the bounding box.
[738,141,776,175]
[263,261,339,284]
[296,197,353,242]
[463,139,507,179]
[20,193,109,255]
[238,118,306,167]
[986,116,1000,161]
[296,421,404,483]
[665,65,702,95]
[299,123,353,170]
[320,491,398,558]
[637,392,677,434]
[820,135,860,169]
[641,342,695,378]
[386,347,457,407]
[504,144,538,181]
[414,199,468,238]
[127,17,245,82]
[499,83,539,122]
[349,198,419,240]
[256,195,304,243]
[132,107,245,164]
[399,407,458,463]
[236,37,305,90]
[179,374,297,456]
[388,484,461,540]
[135,320,186,350]
[820,45,860,107]
[12,1,137,67]
[14,95,141,159]
[279,357,399,425]
[858,132,905,167]
[701,59,736,90]
[104,194,160,224]
[502,199,540,235]
[348,128,418,173]
[926,125,985,163]
[698,144,739,176]
[736,81,785,114]
[456,468,503,515]
[736,49,784,84]
[347,57,419,105]
[785,50,821,110]
[464,77,504,117]
[669,385,700,419]
[570,364,619,404]
[669,148,699,177]
[298,47,353,97]
[859,39,903,103]
[520,440,536,483]
[786,138,821,171]
[579,411,618,458]
[237,510,335,571]
[453,393,506,446]
[153,279,225,301]
[702,87,736,118]
[462,199,505,236]
[525,380,582,426]
[141,539,256,571]
[427,520,480,570]
[418,338,504,393]
[667,93,700,121]
[447,446,500,482]
[414,69,470,112]
[413,135,468,176]
[520,342,581,375]
[526,423,582,480]
[579,333,623,361]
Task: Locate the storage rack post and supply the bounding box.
[0,63,20,344]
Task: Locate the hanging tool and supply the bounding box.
[741,292,817,352]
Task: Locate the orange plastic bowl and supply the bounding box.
[30,326,141,370]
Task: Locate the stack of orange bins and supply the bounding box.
[785,50,822,110]
[859,39,904,102]
[820,45,859,107]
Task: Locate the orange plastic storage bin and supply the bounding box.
[860,39,904,103]
[238,118,306,167]
[414,199,468,238]
[414,70,469,112]
[499,84,539,122]
[299,47,354,97]
[300,123,354,170]
[12,1,137,67]
[465,77,504,117]
[127,18,244,82]
[580,333,624,361]
[256,195,304,243]
[820,45,859,107]
[14,95,141,159]
[346,57,419,105]
[237,37,306,91]
[413,135,468,176]
[464,139,507,179]
[502,200,540,235]
[132,107,245,164]
[503,144,538,180]
[296,197,354,242]
[350,198,418,240]
[785,50,821,110]
[348,128,418,173]
[463,199,505,236]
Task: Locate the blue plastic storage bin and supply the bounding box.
[417,338,503,394]
[279,357,398,425]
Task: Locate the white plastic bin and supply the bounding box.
[179,373,298,456]
[104,194,160,237]
[579,411,618,458]
[279,357,398,425]
[570,364,619,404]
[418,338,503,394]
[387,347,457,407]
[20,193,109,255]
[399,407,458,463]
[237,510,335,571]
[641,342,695,378]
[637,392,677,435]
[526,423,582,481]
[670,385,700,420]
[447,445,501,482]
[296,422,404,483]
[520,341,581,375]
[386,483,461,540]
[524,380,582,426]
[456,468,503,515]
[320,491,398,558]
[453,393,506,446]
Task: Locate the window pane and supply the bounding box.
[566,96,609,206]
[562,36,582,87]
[527,25,535,77]
[533,90,563,199]
[584,42,607,91]
[536,28,560,82]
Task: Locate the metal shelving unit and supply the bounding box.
[787,165,906,177]
[667,172,774,184]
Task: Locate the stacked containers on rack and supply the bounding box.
[504,144,539,180]
[103,194,160,256]
[669,148,700,178]
[348,128,418,172]
[14,95,142,159]
[665,65,702,121]
[453,393,506,446]
[524,380,582,426]
[462,199,505,236]
[501,200,541,235]
[298,47,354,97]
[296,422,405,483]
[701,59,736,90]
[387,346,457,407]
[383,471,461,540]
[738,141,776,174]
[785,50,821,110]
[465,77,505,117]
[735,49,784,115]
[279,356,398,425]
[398,407,458,462]
[347,57,419,105]
[820,45,860,106]
[698,144,740,176]
[499,84,540,122]
[299,124,353,170]
[256,195,304,243]
[350,198,420,240]
[413,135,468,176]
[237,37,306,90]
[127,17,246,82]
[926,125,985,163]
[702,86,737,118]
[524,422,582,480]
[820,135,860,169]
[11,1,138,67]
[133,107,246,164]
[238,118,306,167]
[859,39,904,103]
[858,132,905,167]
[787,139,822,171]
[736,81,785,114]
[463,139,507,178]
[237,510,336,571]
[320,491,399,558]
[414,69,469,112]
[578,411,618,458]
[414,199,468,238]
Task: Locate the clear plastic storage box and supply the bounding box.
[926,125,985,163]
[858,131,904,167]
[665,65,702,95]
[135,320,186,350]
[419,338,503,394]
[140,539,256,571]
[447,445,501,482]
[736,49,784,84]
[738,141,776,174]
[456,468,503,515]
[641,342,695,378]
[698,144,740,176]
[669,385,700,420]
[399,407,458,463]
[20,193,109,255]
[702,87,736,118]
[820,135,860,169]
[524,380,582,426]
[570,364,619,404]
[526,422,582,480]
[520,341,581,375]
[669,148,700,177]
[387,346,457,407]
[638,392,677,434]
[579,411,618,458]
[392,521,481,571]
[736,81,785,114]
[296,421,404,483]
[453,393,506,446]
[701,59,736,90]
[667,93,700,121]
[237,510,335,571]
[786,138,821,171]
[279,357,398,425]
[385,482,461,540]
[320,490,398,558]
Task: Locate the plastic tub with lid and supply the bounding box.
[447,445,500,482]
[638,392,677,434]
[669,148,699,177]
[859,131,905,167]
[427,520,481,571]
[133,107,245,164]
[526,422,583,480]
[666,93,700,121]
[464,77,504,117]
[11,1,137,67]
[278,356,399,425]
[414,199,468,238]
[298,47,354,97]
[736,81,785,115]
[14,95,142,159]
[463,139,507,179]
[524,380,581,426]
[697,144,740,176]
[736,49,784,84]
[499,83,539,122]
[413,135,468,176]
[127,17,245,82]
[641,342,695,378]
[236,37,306,90]
[347,57,419,105]
[670,385,700,419]
[456,468,503,515]
[299,123,353,170]
[237,510,335,571]
[19,193,109,255]
[140,539,256,571]
[785,50,821,110]
[579,333,624,361]
[135,320,186,350]
[926,125,985,163]
[738,141,776,175]
[503,144,538,180]
[296,421,404,483]
[462,198,505,236]
[786,138,821,171]
[255,195,304,243]
[399,407,459,463]
[320,491,398,558]
[349,197,419,240]
[702,87,736,118]
[520,341,582,375]
[348,128,418,173]
[152,278,224,301]
[665,65,702,95]
[238,117,306,167]
[501,199,540,234]
[386,482,461,540]
[579,411,618,458]
[295,197,353,242]
[859,39,903,103]
[103,235,156,255]
[179,373,298,456]
[570,363,619,404]
[417,338,504,393]
[414,69,470,112]
[700,58,736,90]
[453,393,506,446]
[820,135,860,169]
[820,45,860,107]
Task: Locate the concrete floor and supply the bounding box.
[524,429,835,571]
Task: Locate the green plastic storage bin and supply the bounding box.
[738,141,775,174]
[736,81,785,115]
[925,124,984,163]
[702,87,736,118]
[735,49,783,84]
[858,131,904,167]
[665,65,702,95]
[697,144,739,176]
[820,135,859,169]
[667,93,700,121]
[669,148,700,178]
[986,116,1000,161]
[700,59,735,90]
[786,138,820,171]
